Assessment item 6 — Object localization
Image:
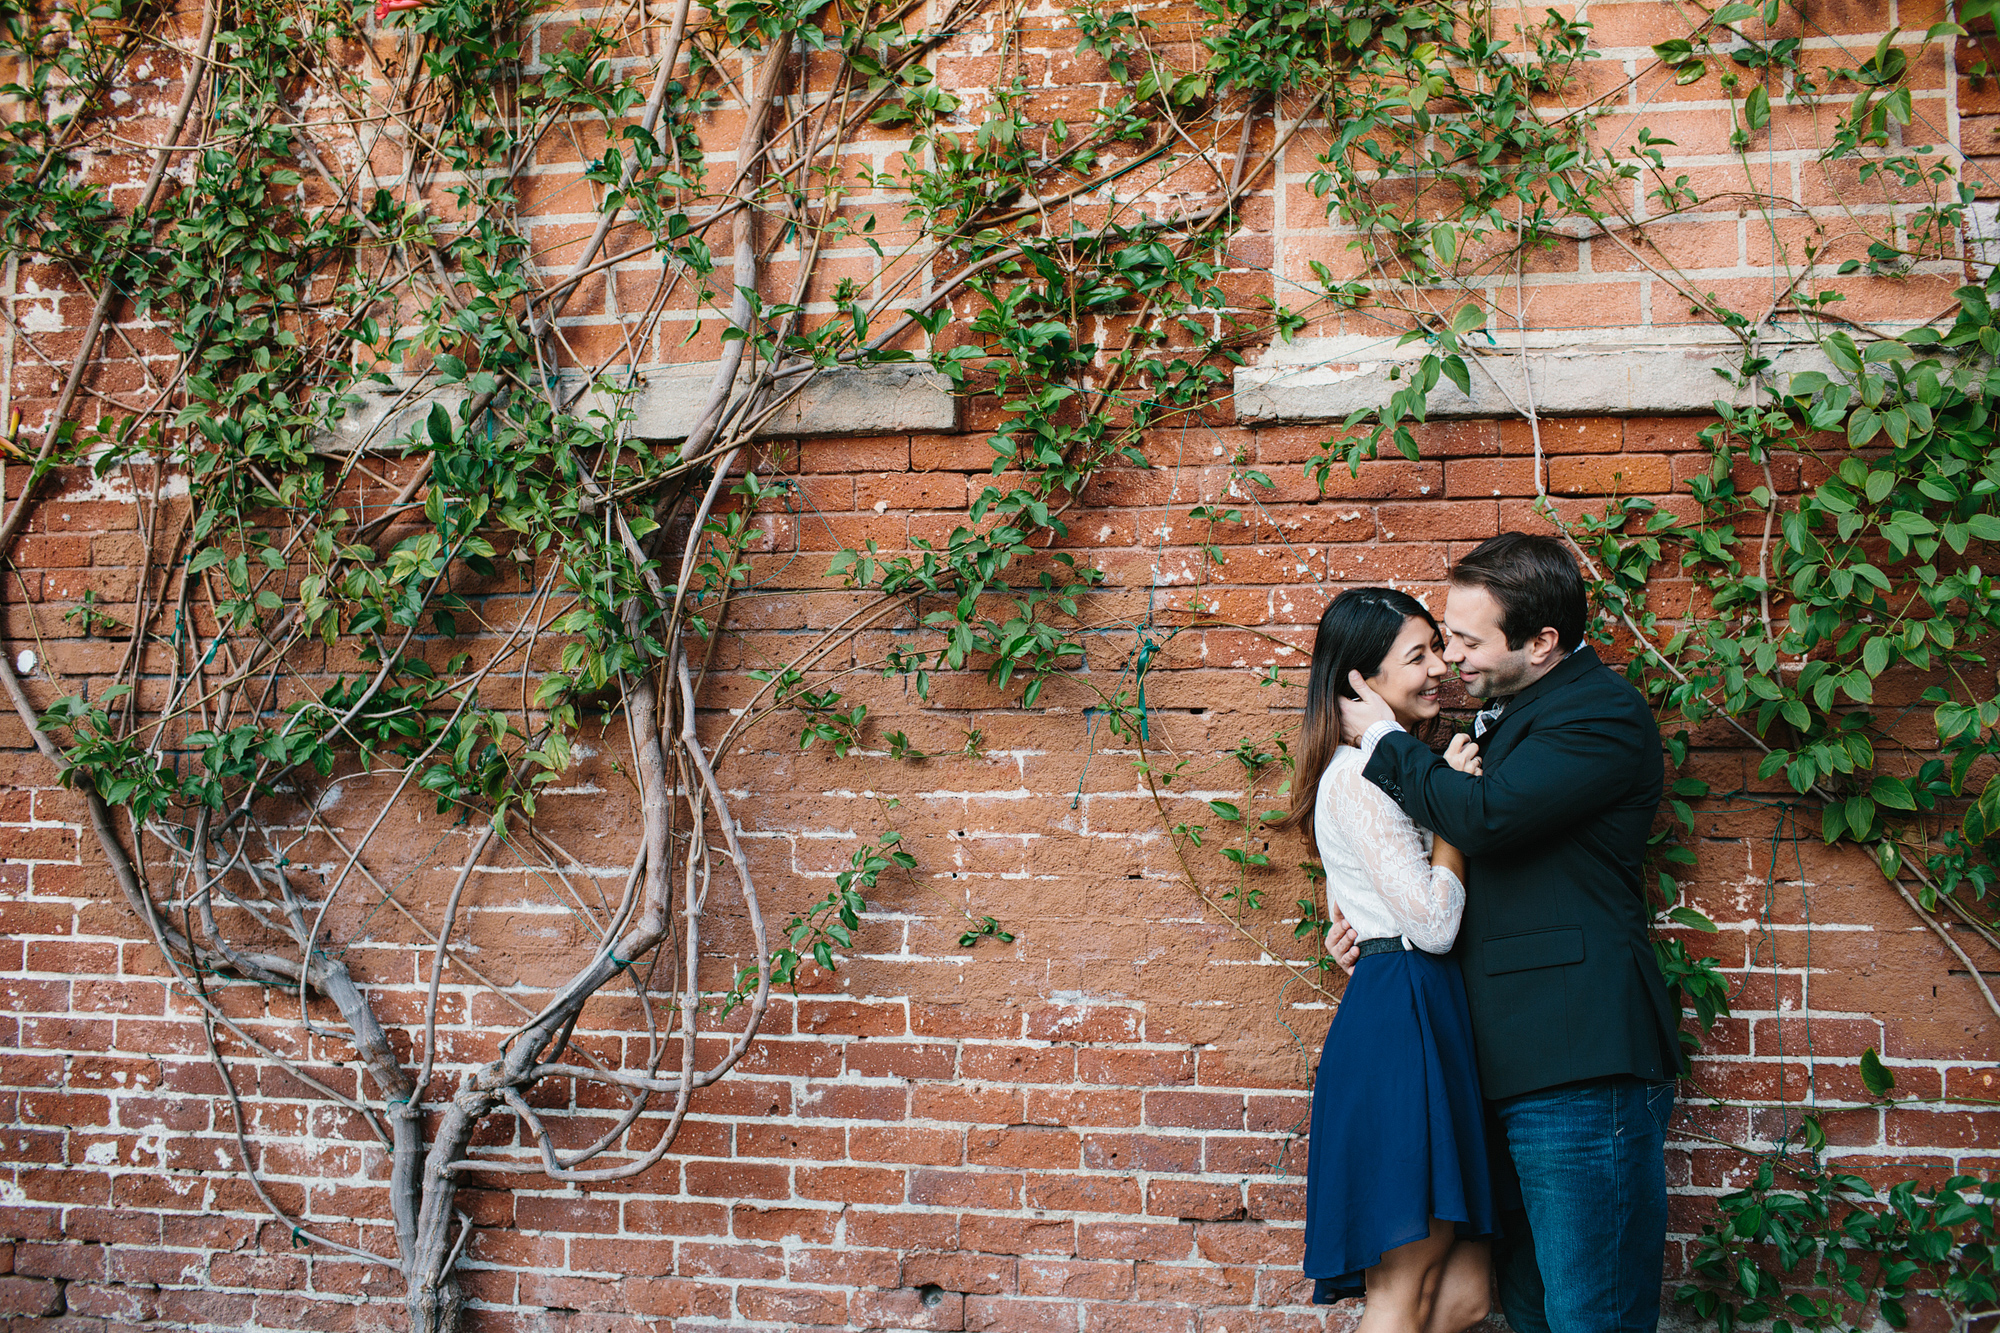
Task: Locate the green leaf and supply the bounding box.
[1668,906,1720,933]
[1862,636,1891,677]
[1743,84,1770,132]
[1860,1046,1897,1096]
[1968,773,2000,845]
[1844,795,1876,839]
[1871,775,1916,810]
[1441,354,1472,398]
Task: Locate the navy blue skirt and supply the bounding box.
[1303,946,1495,1301]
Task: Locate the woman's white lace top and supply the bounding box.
[1312,734,1466,954]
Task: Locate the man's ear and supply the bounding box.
[1526,627,1563,667]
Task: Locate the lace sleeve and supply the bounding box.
[1325,757,1466,953]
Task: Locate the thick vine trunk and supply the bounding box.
[403,1093,491,1333]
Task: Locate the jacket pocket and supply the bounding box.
[1483,925,1585,974]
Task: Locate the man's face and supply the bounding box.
[1442,583,1540,701]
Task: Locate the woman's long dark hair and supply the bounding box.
[1277,587,1441,836]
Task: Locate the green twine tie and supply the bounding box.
[1134,638,1158,741]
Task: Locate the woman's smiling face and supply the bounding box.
[1363,614,1448,728]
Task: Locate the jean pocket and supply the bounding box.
[1643,1079,1675,1132]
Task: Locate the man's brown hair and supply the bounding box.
[1450,532,1586,653]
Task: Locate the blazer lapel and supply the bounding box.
[1474,645,1602,763]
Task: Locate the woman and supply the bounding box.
[1281,587,1493,1332]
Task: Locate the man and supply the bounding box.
[1331,532,1681,1333]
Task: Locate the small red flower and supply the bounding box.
[374,0,424,19]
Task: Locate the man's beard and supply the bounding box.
[1465,652,1536,700]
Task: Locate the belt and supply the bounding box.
[1356,936,1405,958]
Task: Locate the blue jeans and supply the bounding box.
[1491,1076,1675,1333]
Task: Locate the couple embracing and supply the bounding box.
[1283,533,1682,1333]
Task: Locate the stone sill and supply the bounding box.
[1233,328,1841,423]
[325,361,957,452]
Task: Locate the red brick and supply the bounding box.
[1090,1302,1200,1333]
[1145,1090,1246,1130]
[1077,1050,1194,1087]
[844,1286,961,1330]
[852,1124,964,1166]
[684,1161,791,1200]
[1025,1088,1140,1127]
[1025,1172,1143,1216]
[732,1204,839,1243]
[796,999,909,1037]
[738,1283,850,1324]
[1077,1221,1194,1262]
[845,1041,958,1079]
[1020,1257,1132,1300]
[790,1245,901,1286]
[1194,1222,1299,1265]
[796,1164,906,1203]
[965,1295,1080,1332]
[1024,1004,1142,1042]
[676,1241,785,1280]
[962,1215,1078,1256]
[1082,1132,1202,1173]
[798,1082,908,1121]
[968,1127,1081,1170]
[903,1251,1017,1295]
[962,1045,1077,1084]
[1148,1179,1247,1221]
[625,1276,733,1319]
[0,1277,62,1317]
[910,1168,1021,1210]
[847,1208,958,1250]
[1135,1260,1257,1303]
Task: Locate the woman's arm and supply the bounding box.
[1325,761,1466,954]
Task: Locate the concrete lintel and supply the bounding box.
[1232,329,1838,423]
[325,360,957,452]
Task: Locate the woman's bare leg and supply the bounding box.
[1423,1239,1493,1333]
[1357,1218,1457,1333]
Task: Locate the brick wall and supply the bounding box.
[6,413,1997,1330]
[3,1,1998,1330]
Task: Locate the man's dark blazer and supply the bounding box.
[1361,645,1680,1102]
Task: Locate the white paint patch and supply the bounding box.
[135,1123,173,1165]
[84,1140,118,1166]
[56,468,190,503]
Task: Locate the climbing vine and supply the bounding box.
[3,0,1999,1325]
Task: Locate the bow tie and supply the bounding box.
[1472,698,1509,740]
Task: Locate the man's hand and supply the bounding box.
[1336,669,1395,737]
[1444,733,1483,776]
[1323,903,1360,976]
